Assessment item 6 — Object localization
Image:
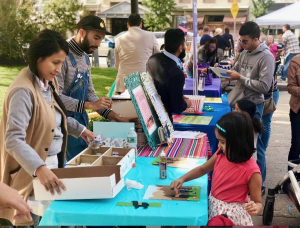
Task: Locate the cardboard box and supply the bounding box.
[66,147,135,178]
[33,166,124,200]
[33,147,135,200]
[104,147,136,178]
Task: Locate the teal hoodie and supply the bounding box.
[228,42,275,107]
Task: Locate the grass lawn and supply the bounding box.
[0,66,117,117]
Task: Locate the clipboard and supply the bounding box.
[209,67,231,78]
[125,72,161,149]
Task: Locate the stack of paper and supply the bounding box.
[171,131,206,139]
[112,90,131,99]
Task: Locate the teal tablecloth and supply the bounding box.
[39,157,208,226]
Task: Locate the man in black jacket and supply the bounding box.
[146,29,191,121]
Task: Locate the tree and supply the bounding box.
[0,0,85,62]
[251,0,274,18]
[142,0,176,32]
[0,0,40,61]
[43,0,85,38]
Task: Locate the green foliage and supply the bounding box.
[0,0,85,60]
[0,0,40,60]
[142,0,176,31]
[43,0,84,38]
[251,0,274,18]
[89,116,111,131]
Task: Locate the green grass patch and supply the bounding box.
[0,66,117,118]
[91,67,117,98]
[0,66,24,117]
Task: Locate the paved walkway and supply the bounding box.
[252,81,300,225]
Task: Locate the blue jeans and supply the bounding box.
[282,53,299,80]
[288,109,300,161]
[254,102,266,184]
[261,90,280,150]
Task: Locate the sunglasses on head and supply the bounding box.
[209,46,216,50]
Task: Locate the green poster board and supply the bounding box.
[140,72,174,144]
[125,72,161,149]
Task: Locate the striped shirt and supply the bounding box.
[56,39,111,118]
[282,30,300,54]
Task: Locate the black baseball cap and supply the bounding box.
[77,15,112,35]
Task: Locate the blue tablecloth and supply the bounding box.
[39,157,208,226]
[173,96,231,154]
[183,78,222,97]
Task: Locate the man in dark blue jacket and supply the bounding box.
[146,29,192,121]
[221,27,235,56]
[200,26,212,46]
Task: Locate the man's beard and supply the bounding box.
[81,36,97,54]
[178,49,186,60]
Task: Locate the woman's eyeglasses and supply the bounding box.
[209,46,216,50]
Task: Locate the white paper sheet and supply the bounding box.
[209,67,231,78]
[171,131,206,139]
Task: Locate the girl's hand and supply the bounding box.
[244,201,259,215]
[170,178,184,194]
[80,129,95,144]
[214,63,219,67]
[35,166,66,195]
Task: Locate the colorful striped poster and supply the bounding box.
[137,136,207,159]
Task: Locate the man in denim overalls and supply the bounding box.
[57,15,137,161]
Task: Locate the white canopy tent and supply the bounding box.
[256,1,300,29]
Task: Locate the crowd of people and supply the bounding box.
[0,12,299,227]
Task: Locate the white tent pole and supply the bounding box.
[234,19,236,43]
[192,0,198,95]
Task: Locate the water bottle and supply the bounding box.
[198,72,205,91]
[159,152,167,179]
[127,127,137,157]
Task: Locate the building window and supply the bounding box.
[207,15,224,22]
[228,0,241,2]
[203,0,215,2]
[179,0,191,3]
